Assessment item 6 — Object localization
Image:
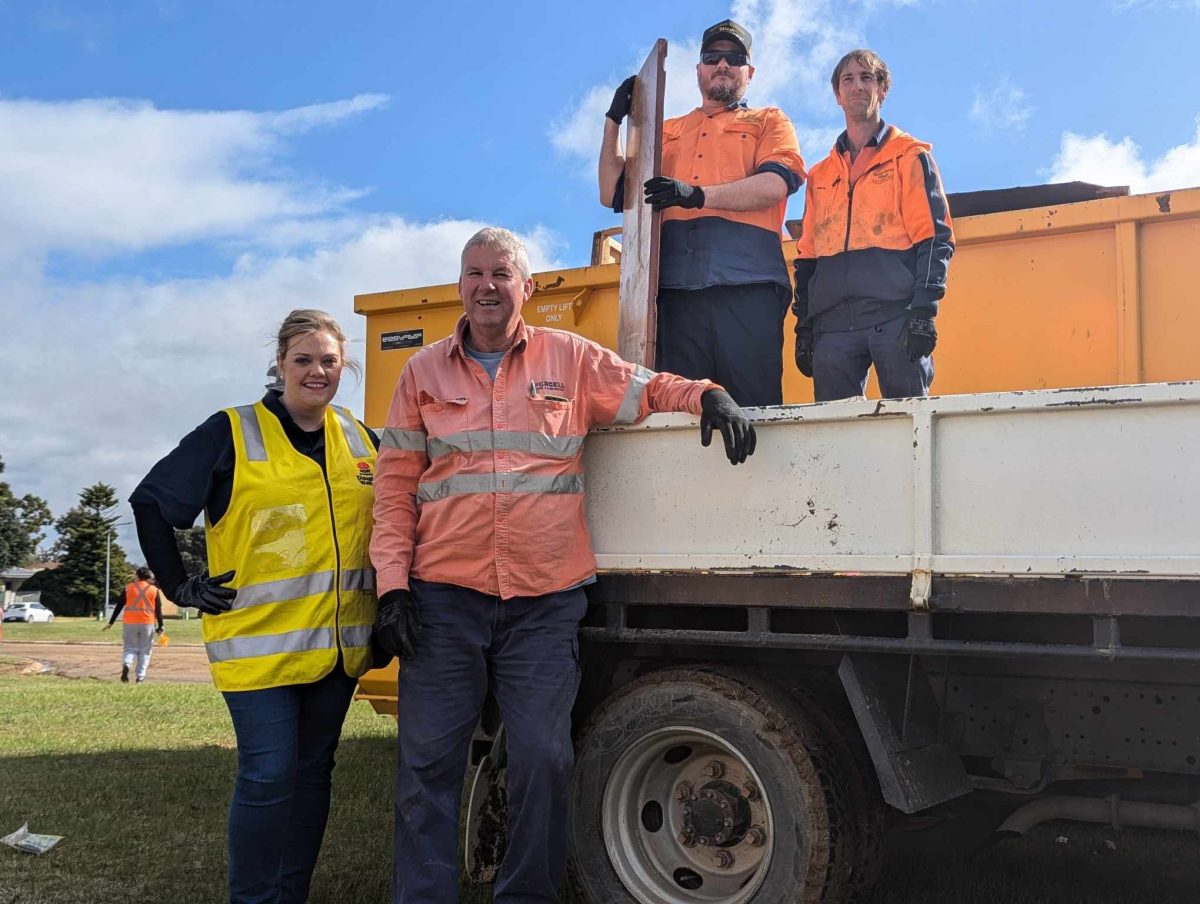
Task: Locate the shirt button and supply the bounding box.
[698,154,703,159]
[435,404,443,412]
[701,132,707,137]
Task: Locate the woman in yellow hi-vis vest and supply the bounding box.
[130,309,379,904]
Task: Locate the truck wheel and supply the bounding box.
[789,688,886,901]
[570,667,848,904]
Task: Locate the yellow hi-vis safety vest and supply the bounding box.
[203,401,377,692]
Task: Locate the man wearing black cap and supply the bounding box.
[599,19,806,407]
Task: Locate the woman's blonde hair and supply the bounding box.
[275,309,363,381]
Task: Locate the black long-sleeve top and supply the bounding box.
[129,391,379,599]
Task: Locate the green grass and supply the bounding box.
[2,615,206,645]
[1,675,1197,904]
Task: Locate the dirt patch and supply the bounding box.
[0,641,212,682]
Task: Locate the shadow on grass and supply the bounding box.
[0,737,398,904]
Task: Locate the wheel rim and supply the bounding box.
[600,726,776,904]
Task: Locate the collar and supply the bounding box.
[448,314,529,358]
[262,389,326,439]
[836,119,890,154]
[700,97,750,118]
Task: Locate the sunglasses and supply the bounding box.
[700,50,749,67]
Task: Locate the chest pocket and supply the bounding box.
[526,397,578,458]
[419,397,469,456]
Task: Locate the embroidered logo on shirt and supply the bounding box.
[355,461,374,486]
[871,169,894,184]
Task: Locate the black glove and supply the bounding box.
[643,177,705,211]
[374,589,420,661]
[795,327,815,378]
[173,570,236,615]
[606,75,636,124]
[700,389,757,465]
[901,311,937,362]
[155,625,164,635]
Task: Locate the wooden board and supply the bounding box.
[617,39,666,368]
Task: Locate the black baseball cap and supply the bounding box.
[701,19,752,58]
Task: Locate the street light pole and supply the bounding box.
[102,520,132,621]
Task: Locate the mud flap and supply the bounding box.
[839,653,972,814]
[464,724,507,883]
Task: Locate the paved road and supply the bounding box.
[0,641,211,682]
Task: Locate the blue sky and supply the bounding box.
[2,0,1198,556]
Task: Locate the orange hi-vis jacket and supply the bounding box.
[123,580,159,625]
[793,124,954,331]
[657,104,806,290]
[371,316,715,600]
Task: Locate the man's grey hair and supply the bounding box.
[461,227,532,281]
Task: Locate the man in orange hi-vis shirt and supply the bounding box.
[792,49,954,402]
[599,19,806,408]
[370,227,755,903]
[104,565,164,683]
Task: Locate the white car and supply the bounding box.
[2,601,55,623]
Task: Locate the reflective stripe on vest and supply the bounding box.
[230,571,337,611]
[234,405,269,462]
[124,582,157,624]
[416,472,583,504]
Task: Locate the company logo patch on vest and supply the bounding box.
[356,461,374,486]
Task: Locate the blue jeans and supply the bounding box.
[393,579,587,904]
[813,314,934,402]
[222,665,358,904]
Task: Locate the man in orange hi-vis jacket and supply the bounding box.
[104,565,164,683]
[370,226,755,904]
[793,49,955,402]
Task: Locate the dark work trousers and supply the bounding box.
[656,282,789,407]
[222,664,358,904]
[393,578,587,904]
[812,314,934,402]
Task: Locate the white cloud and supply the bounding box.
[1110,0,1200,10]
[0,94,388,257]
[1048,119,1200,192]
[0,94,562,557]
[969,75,1033,134]
[549,0,917,172]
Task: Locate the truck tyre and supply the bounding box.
[788,687,886,901]
[569,667,850,904]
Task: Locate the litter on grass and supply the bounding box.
[2,823,64,855]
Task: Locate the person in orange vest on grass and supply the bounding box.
[103,565,164,683]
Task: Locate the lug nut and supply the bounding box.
[675,781,693,801]
[713,850,735,869]
[723,817,733,828]
[704,760,725,779]
[747,826,767,847]
[678,831,696,847]
[743,782,760,801]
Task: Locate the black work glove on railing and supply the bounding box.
[795,327,815,378]
[643,177,705,211]
[901,311,937,362]
[173,570,236,615]
[606,75,637,124]
[700,389,757,465]
[374,589,420,661]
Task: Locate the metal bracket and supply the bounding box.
[910,569,933,610]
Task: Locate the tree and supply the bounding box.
[33,483,133,616]
[175,525,209,577]
[0,455,54,571]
